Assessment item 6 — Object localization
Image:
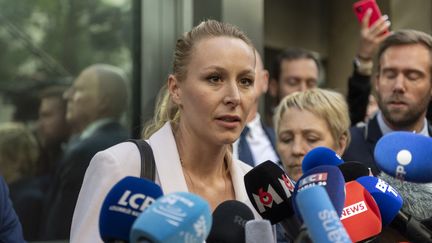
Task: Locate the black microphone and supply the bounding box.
[206,200,255,243]
[338,161,370,182]
[244,161,301,241]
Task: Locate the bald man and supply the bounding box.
[40,64,130,240]
[233,51,279,166]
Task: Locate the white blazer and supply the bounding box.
[70,122,259,243]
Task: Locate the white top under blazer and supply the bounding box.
[70,122,259,243]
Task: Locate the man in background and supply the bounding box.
[233,50,279,166]
[40,64,130,240]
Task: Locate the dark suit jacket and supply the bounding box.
[0,176,24,243]
[40,121,129,240]
[9,176,49,241]
[343,115,432,175]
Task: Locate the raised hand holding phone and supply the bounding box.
[353,0,391,61]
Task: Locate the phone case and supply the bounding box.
[353,0,383,27]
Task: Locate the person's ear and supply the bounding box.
[262,70,270,93]
[269,78,278,98]
[374,74,380,93]
[168,74,181,105]
[336,133,348,156]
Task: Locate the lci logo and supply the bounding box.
[298,172,328,190]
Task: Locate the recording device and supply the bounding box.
[357,176,432,242]
[244,161,300,241]
[341,181,382,242]
[374,131,432,183]
[356,176,402,226]
[338,161,370,182]
[129,192,212,243]
[353,0,389,34]
[206,200,254,243]
[301,146,344,173]
[245,219,275,243]
[99,176,163,242]
[295,186,352,243]
[294,165,346,218]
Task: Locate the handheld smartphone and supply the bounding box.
[353,0,388,32]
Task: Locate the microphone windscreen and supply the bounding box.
[356,176,403,226]
[207,200,254,243]
[341,181,382,242]
[295,186,351,243]
[130,192,212,243]
[294,165,346,218]
[302,146,344,173]
[338,161,370,182]
[244,161,296,224]
[99,176,163,242]
[374,131,432,183]
[245,219,274,243]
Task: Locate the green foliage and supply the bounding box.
[0,0,132,86]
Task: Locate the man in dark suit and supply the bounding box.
[234,50,279,166]
[343,30,432,221]
[0,176,24,242]
[39,64,130,240]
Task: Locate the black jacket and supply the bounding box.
[40,121,129,240]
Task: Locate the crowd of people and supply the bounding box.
[0,8,432,243]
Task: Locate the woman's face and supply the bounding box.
[276,108,345,181]
[170,36,256,145]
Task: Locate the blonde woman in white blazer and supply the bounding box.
[71,19,261,242]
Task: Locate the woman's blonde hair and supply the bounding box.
[0,123,39,184]
[143,19,254,139]
[273,88,351,150]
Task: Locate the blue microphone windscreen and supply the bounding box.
[294,165,346,218]
[99,176,163,242]
[356,176,403,226]
[302,147,344,173]
[295,186,351,243]
[130,192,212,243]
[374,131,432,183]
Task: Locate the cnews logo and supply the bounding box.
[340,201,367,220]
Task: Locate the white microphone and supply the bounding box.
[245,219,275,243]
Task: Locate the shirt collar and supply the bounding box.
[80,118,116,140]
[377,111,429,137]
[247,113,261,138]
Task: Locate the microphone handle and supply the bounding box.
[391,211,432,243]
[279,216,302,242]
[137,237,154,243]
[293,226,312,243]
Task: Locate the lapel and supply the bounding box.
[147,123,188,194]
[147,122,255,214]
[364,115,383,156]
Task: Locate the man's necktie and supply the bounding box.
[238,126,255,166]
